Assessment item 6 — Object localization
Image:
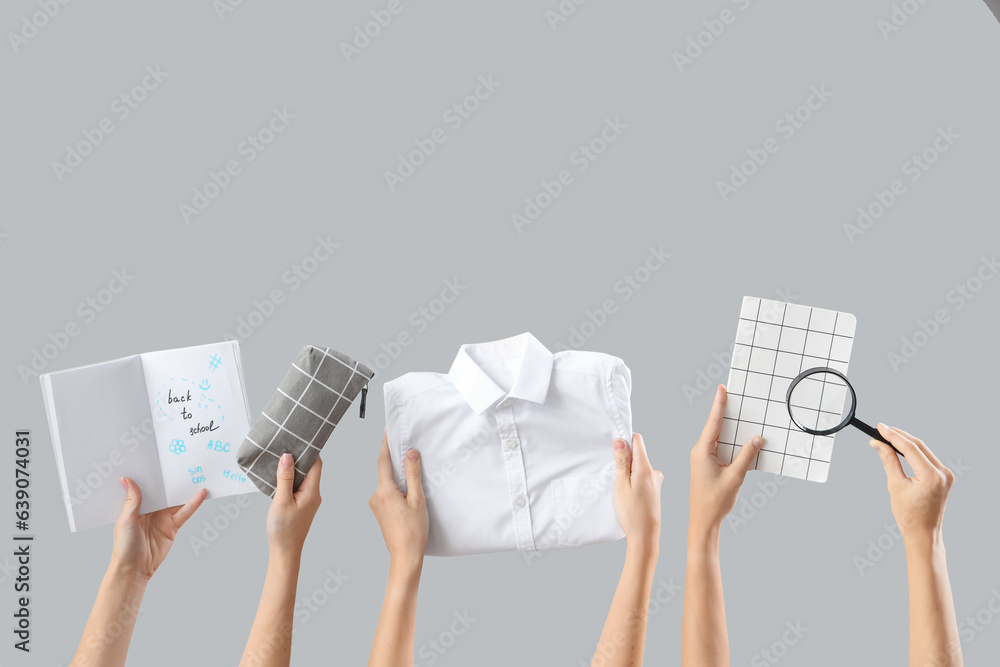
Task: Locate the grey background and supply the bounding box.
[2,0,999,665]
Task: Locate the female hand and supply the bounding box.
[366,433,429,667]
[266,453,323,558]
[689,385,764,532]
[613,433,664,550]
[368,432,428,568]
[111,477,207,580]
[870,425,955,543]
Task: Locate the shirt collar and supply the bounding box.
[448,333,554,415]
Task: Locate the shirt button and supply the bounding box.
[503,439,518,451]
[499,399,511,408]
[514,495,527,508]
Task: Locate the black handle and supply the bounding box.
[849,416,902,456]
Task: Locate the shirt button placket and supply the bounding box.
[495,399,535,551]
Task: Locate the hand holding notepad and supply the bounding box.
[41,341,256,531]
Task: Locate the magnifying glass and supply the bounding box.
[785,367,902,456]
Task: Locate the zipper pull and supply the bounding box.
[359,383,368,419]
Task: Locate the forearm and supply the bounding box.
[682,519,728,667]
[368,558,423,667]
[240,549,301,667]
[592,540,658,667]
[905,534,963,667]
[71,563,148,667]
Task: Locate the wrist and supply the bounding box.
[687,521,722,560]
[106,559,152,591]
[627,534,659,556]
[625,529,660,561]
[687,515,722,553]
[625,544,659,577]
[388,553,424,582]
[387,557,423,600]
[903,527,946,560]
[269,542,304,568]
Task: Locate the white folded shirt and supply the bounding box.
[383,332,632,557]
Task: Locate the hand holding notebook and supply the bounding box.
[41,341,256,531]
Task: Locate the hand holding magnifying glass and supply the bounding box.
[785,367,903,457]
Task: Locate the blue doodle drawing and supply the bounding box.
[208,354,222,371]
[197,392,219,410]
[207,439,232,453]
[199,379,211,390]
[169,439,186,455]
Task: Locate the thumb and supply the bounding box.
[728,435,763,477]
[870,439,905,485]
[119,477,143,522]
[274,452,295,503]
[614,439,632,489]
[404,449,425,508]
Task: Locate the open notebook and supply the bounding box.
[40,341,256,531]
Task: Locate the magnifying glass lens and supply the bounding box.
[788,370,854,434]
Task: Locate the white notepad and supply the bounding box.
[40,341,256,531]
[719,297,857,483]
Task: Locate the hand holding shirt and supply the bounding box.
[383,333,632,557]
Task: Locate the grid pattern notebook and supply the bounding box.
[719,296,857,483]
[237,346,373,496]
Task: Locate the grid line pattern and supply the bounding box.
[805,311,838,480]
[718,297,856,483]
[237,345,374,496]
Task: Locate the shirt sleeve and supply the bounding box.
[382,380,408,494]
[606,357,633,441]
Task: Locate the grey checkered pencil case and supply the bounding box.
[237,345,374,496]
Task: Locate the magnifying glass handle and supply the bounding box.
[849,417,903,456]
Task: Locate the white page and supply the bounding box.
[719,296,857,483]
[140,341,257,505]
[41,355,168,531]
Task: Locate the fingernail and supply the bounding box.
[119,477,126,489]
[407,449,419,461]
[877,422,888,430]
[614,439,627,450]
[752,436,763,447]
[280,453,293,468]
